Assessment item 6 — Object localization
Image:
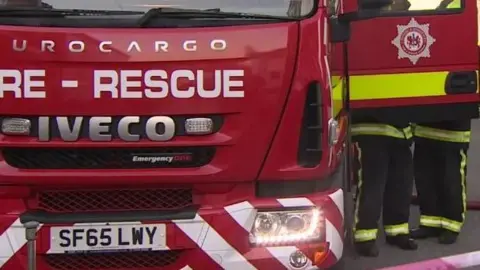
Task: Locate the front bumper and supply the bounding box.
[0,189,344,270]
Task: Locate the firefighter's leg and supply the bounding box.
[438,144,469,244]
[383,140,418,250]
[410,139,443,239]
[353,138,389,257]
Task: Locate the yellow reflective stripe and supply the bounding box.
[404,127,413,139]
[352,124,412,139]
[413,125,470,143]
[354,229,378,242]
[332,75,343,117]
[460,149,467,221]
[441,218,462,232]
[350,72,454,100]
[420,215,442,228]
[447,0,461,8]
[354,143,362,228]
[353,144,378,243]
[384,223,409,236]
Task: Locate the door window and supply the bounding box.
[360,0,463,13]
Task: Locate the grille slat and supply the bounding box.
[44,250,182,270]
[3,147,215,169]
[37,188,193,213]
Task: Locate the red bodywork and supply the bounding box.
[345,0,479,108]
[0,3,346,270]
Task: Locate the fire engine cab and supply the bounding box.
[0,0,478,269]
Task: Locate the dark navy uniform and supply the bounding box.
[411,120,470,244]
[352,115,417,257]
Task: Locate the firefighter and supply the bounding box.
[352,116,418,257]
[409,0,465,246]
[410,120,470,244]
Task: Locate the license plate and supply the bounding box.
[50,223,166,253]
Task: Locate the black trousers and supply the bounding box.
[353,136,414,242]
[414,121,470,233]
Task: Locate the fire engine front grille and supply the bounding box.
[44,250,182,270]
[37,188,193,213]
[2,147,215,169]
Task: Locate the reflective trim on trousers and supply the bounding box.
[354,143,363,229]
[384,223,409,236]
[352,124,412,139]
[413,125,470,143]
[420,215,463,233]
[442,218,463,233]
[420,215,442,228]
[354,229,378,242]
[461,149,467,223]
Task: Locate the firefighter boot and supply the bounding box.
[385,235,418,250]
[438,230,458,245]
[354,240,379,257]
[410,226,441,239]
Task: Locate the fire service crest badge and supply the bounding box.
[391,18,436,65]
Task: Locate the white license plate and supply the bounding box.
[50,224,166,253]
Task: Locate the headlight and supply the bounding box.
[249,208,323,245]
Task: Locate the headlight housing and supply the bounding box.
[249,208,323,245]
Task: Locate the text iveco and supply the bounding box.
[37,116,175,142]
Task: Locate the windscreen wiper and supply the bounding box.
[0,8,144,17]
[137,7,298,27]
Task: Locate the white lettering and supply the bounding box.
[94,70,118,98]
[223,70,244,98]
[0,70,22,98]
[69,41,85,53]
[183,40,197,52]
[145,70,169,98]
[154,41,168,52]
[41,40,55,52]
[127,41,141,53]
[12,39,27,52]
[197,70,221,98]
[24,70,46,98]
[0,70,47,98]
[132,156,174,163]
[171,70,195,98]
[120,70,142,98]
[99,41,112,53]
[13,39,228,53]
[210,40,227,51]
[93,69,244,99]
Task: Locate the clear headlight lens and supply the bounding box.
[249,208,323,245]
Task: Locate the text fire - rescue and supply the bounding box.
[12,39,227,53]
[0,69,245,98]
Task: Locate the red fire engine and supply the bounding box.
[0,0,478,269]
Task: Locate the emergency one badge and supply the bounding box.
[391,18,436,65]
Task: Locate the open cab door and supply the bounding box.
[334,0,479,122]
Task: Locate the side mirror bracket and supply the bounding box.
[330,17,351,43]
[330,0,392,44]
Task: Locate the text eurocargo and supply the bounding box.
[12,39,228,53]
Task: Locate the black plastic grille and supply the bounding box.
[44,250,182,270]
[2,147,215,169]
[297,81,323,168]
[37,188,193,213]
